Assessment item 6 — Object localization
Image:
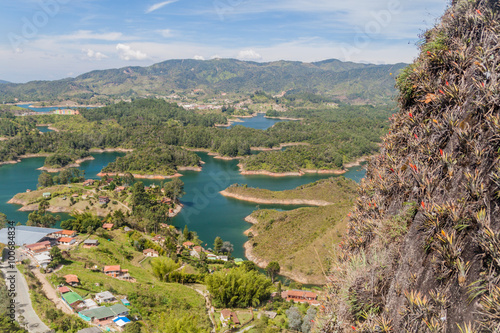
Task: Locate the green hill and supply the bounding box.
[0,59,406,104]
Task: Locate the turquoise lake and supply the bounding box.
[0,116,367,259]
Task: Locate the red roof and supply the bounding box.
[102,223,114,229]
[193,246,203,253]
[143,249,158,255]
[286,290,318,299]
[104,265,121,272]
[25,241,51,249]
[58,286,71,294]
[183,241,195,247]
[55,230,76,235]
[59,237,75,243]
[64,274,79,283]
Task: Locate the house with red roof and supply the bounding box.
[281,290,319,305]
[220,309,240,327]
[64,274,79,286]
[58,237,76,246]
[102,223,114,230]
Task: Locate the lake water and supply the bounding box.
[17,104,97,113]
[0,114,366,259]
[37,126,52,133]
[228,113,289,130]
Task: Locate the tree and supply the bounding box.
[301,308,317,333]
[131,181,149,211]
[38,172,54,188]
[49,246,63,268]
[205,267,272,308]
[286,307,302,331]
[241,260,259,272]
[213,237,223,253]
[183,225,190,240]
[38,199,49,214]
[221,241,234,255]
[266,261,280,283]
[123,172,135,186]
[163,178,185,200]
[151,257,180,281]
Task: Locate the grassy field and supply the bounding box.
[224,177,356,204]
[47,230,211,331]
[246,179,357,285]
[11,183,131,216]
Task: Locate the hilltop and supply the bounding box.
[321,0,500,331]
[0,58,406,104]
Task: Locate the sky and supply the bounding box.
[0,0,449,83]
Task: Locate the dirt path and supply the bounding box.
[189,285,216,333]
[32,269,73,314]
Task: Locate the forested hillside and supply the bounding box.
[0,59,405,104]
[321,0,500,331]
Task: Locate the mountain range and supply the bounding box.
[0,58,406,104]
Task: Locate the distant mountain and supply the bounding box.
[0,80,10,84]
[0,59,407,103]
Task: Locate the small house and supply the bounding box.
[98,196,110,204]
[282,290,319,305]
[43,192,51,198]
[102,223,114,230]
[114,186,126,193]
[152,235,165,244]
[219,255,228,262]
[62,291,84,309]
[58,286,71,294]
[58,237,76,246]
[83,298,98,310]
[64,274,79,286]
[143,249,159,257]
[103,265,122,277]
[83,179,95,186]
[182,241,195,248]
[25,241,51,255]
[53,230,77,238]
[121,298,131,306]
[95,291,116,304]
[34,253,52,268]
[83,239,99,248]
[220,309,240,327]
[78,304,129,324]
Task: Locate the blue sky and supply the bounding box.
[0,0,449,83]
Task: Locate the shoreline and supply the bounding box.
[220,190,332,206]
[237,154,375,177]
[237,163,345,177]
[97,171,184,179]
[37,156,96,172]
[250,142,310,152]
[89,148,134,153]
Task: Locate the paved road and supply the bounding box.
[1,263,51,333]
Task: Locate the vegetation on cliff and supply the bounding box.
[321,0,500,331]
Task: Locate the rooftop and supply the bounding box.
[62,291,84,305]
[0,226,62,246]
[95,291,115,299]
[79,304,129,320]
[104,265,121,272]
[64,274,79,283]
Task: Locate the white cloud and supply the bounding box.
[116,44,148,60]
[237,49,262,60]
[193,55,205,60]
[145,0,178,14]
[56,30,124,41]
[158,29,174,38]
[83,48,108,60]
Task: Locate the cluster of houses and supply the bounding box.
[181,241,244,264]
[58,286,131,329]
[23,229,78,268]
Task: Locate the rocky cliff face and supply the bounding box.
[322,0,500,331]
